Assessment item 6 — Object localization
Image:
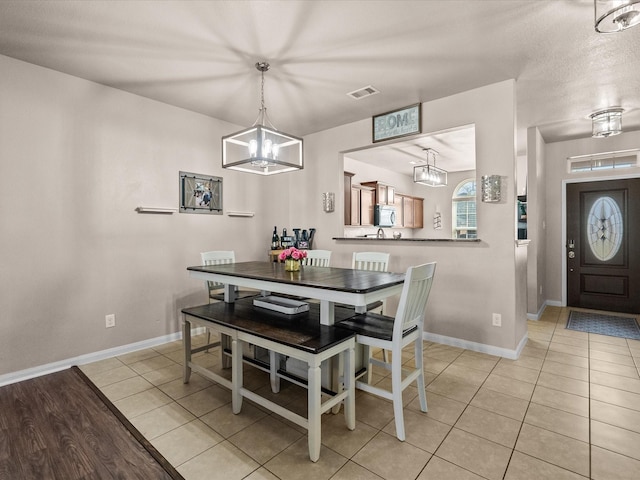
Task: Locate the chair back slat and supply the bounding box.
[201,251,236,292]
[352,252,390,272]
[301,250,332,267]
[393,262,436,342]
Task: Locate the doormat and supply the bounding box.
[567,310,640,340]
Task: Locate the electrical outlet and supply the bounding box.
[105,314,116,328]
[492,313,502,327]
[539,285,543,295]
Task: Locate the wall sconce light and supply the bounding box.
[433,212,442,230]
[590,108,624,137]
[481,175,502,203]
[322,192,335,212]
[595,0,640,33]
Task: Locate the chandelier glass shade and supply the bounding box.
[595,0,640,33]
[413,148,447,187]
[222,62,303,175]
[590,108,624,138]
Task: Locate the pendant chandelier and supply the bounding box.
[590,108,624,138]
[413,148,447,187]
[595,0,640,33]
[222,62,303,175]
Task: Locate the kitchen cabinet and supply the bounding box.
[398,195,424,229]
[360,187,375,226]
[344,172,355,225]
[413,197,424,228]
[403,196,415,228]
[361,181,395,205]
[393,193,405,227]
[349,185,374,226]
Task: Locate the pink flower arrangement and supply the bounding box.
[278,247,308,261]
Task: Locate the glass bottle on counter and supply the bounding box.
[271,226,280,250]
[281,228,287,248]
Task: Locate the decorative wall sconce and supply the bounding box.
[433,212,442,230]
[322,192,335,212]
[481,175,502,203]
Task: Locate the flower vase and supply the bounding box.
[285,259,301,272]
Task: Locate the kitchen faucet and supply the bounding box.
[377,228,385,239]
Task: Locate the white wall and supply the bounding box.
[0,55,276,376]
[544,130,640,305]
[301,80,526,355]
[526,127,546,315]
[0,54,526,378]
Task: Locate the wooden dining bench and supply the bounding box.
[181,298,357,462]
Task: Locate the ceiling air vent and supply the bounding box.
[347,85,380,100]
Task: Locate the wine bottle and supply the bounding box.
[281,228,287,248]
[271,226,280,249]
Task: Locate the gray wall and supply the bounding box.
[1,54,527,379]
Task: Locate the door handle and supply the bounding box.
[568,251,575,259]
[567,239,575,248]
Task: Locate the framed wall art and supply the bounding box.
[372,103,422,143]
[179,171,223,214]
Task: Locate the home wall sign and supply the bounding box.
[179,171,223,214]
[372,103,422,143]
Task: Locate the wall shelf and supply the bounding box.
[227,211,255,217]
[136,206,178,214]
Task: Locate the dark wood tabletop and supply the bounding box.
[182,298,357,354]
[187,261,405,294]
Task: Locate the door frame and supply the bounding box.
[561,172,640,306]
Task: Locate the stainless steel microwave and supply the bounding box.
[374,205,396,227]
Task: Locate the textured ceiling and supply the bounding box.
[1,0,639,158]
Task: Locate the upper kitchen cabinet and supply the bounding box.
[345,174,375,226]
[360,181,395,205]
[402,196,424,228]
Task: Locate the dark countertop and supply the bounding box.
[332,237,481,243]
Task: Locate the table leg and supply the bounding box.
[232,337,243,414]
[319,299,335,326]
[269,350,281,393]
[220,334,232,368]
[307,360,322,462]
[344,345,356,431]
[183,317,192,384]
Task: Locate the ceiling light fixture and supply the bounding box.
[222,62,303,175]
[413,148,447,187]
[590,108,624,138]
[595,0,640,33]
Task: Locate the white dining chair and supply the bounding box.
[352,251,391,363]
[200,251,257,350]
[352,251,390,273]
[301,249,332,267]
[200,251,257,302]
[336,262,436,441]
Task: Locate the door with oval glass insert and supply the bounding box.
[566,178,640,313]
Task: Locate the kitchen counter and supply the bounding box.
[332,237,481,243]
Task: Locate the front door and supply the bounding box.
[566,178,640,313]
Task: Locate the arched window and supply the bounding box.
[452,179,477,239]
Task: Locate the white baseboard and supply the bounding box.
[0,327,207,388]
[423,331,528,360]
[527,301,548,320]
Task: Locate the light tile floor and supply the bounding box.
[79,307,640,480]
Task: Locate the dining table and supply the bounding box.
[186,260,406,326]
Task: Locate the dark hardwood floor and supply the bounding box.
[0,368,182,480]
